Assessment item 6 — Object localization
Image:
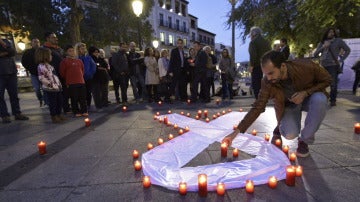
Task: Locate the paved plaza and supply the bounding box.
[0,89,360,202]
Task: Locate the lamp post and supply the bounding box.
[229,0,238,64]
[132,0,143,51]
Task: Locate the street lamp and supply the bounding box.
[152,39,159,49]
[228,0,238,64]
[132,0,143,50]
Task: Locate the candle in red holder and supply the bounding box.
[205,118,210,123]
[216,182,225,196]
[158,101,162,105]
[275,139,282,147]
[268,176,277,189]
[163,116,168,124]
[212,114,217,119]
[158,118,163,123]
[195,115,200,120]
[180,111,184,115]
[289,152,297,162]
[186,113,191,117]
[147,143,153,150]
[233,148,239,157]
[168,134,174,140]
[239,108,243,112]
[217,112,221,117]
[132,149,139,159]
[185,126,190,132]
[156,112,160,116]
[222,110,226,115]
[153,115,158,120]
[245,180,254,194]
[282,145,289,154]
[37,141,47,155]
[216,99,220,105]
[286,165,296,186]
[174,124,178,129]
[197,110,202,118]
[354,123,360,134]
[295,165,303,177]
[187,99,191,105]
[179,182,187,195]
[134,160,142,171]
[143,176,151,188]
[204,110,208,117]
[158,138,164,145]
[178,129,184,135]
[251,129,257,136]
[84,118,91,127]
[264,134,270,141]
[122,106,127,112]
[228,108,232,112]
[221,142,228,157]
[198,174,207,197]
[167,121,172,126]
[168,110,172,114]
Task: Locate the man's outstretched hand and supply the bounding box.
[222,129,240,147]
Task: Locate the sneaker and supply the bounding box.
[14,114,29,121]
[2,116,11,123]
[296,141,310,157]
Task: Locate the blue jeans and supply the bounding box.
[30,74,48,105]
[0,74,21,117]
[279,92,328,144]
[324,65,339,103]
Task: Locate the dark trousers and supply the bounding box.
[92,80,108,109]
[146,84,159,102]
[221,74,233,99]
[85,79,93,107]
[68,84,87,114]
[170,70,188,100]
[61,79,70,113]
[353,70,360,94]
[45,91,63,116]
[0,74,21,117]
[251,66,263,99]
[191,72,208,102]
[113,74,129,103]
[324,65,339,103]
[160,82,171,101]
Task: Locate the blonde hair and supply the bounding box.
[160,49,168,57]
[74,42,86,57]
[35,47,52,64]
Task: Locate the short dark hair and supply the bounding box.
[35,47,52,64]
[64,45,74,52]
[261,50,287,69]
[321,28,338,43]
[44,32,55,39]
[280,38,287,44]
[88,46,99,55]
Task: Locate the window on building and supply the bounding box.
[168,16,172,28]
[169,34,173,45]
[160,32,165,43]
[176,19,180,31]
[159,13,164,26]
[211,38,214,45]
[183,38,187,47]
[158,0,164,8]
[165,0,171,10]
[182,22,186,32]
[199,35,203,42]
[191,19,196,29]
[175,1,180,14]
[181,4,186,16]
[191,32,195,41]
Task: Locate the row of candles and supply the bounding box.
[157,98,222,106]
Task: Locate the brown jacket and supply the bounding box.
[237,59,332,132]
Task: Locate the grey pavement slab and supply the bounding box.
[1,91,360,201]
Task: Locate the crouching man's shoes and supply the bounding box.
[271,125,282,148]
[15,114,29,121]
[296,141,310,157]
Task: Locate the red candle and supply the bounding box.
[187,99,191,105]
[204,110,208,117]
[134,160,142,171]
[122,106,127,112]
[282,145,289,154]
[185,126,190,132]
[264,134,270,141]
[180,111,184,115]
[268,176,277,189]
[295,165,303,177]
[228,108,232,112]
[239,108,243,112]
[163,116,168,124]
[132,149,139,159]
[168,134,174,140]
[198,174,207,197]
[216,99,220,105]
[168,110,172,114]
[245,180,254,194]
[153,115,158,120]
[178,129,184,135]
[158,118,163,123]
[216,182,225,196]
[158,138,164,145]
[147,143,153,150]
[197,110,202,118]
[186,113,191,117]
[233,148,239,157]
[167,121,172,126]
[217,112,221,117]
[156,112,160,116]
[143,176,151,188]
[354,123,360,134]
[173,124,178,129]
[222,110,226,115]
[286,165,296,186]
[205,118,210,123]
[212,114,217,119]
[179,182,187,195]
[221,142,228,157]
[251,129,257,136]
[84,118,91,127]
[275,139,282,147]
[37,141,46,155]
[289,152,297,162]
[195,115,200,120]
[158,101,162,105]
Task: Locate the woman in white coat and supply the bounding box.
[144,47,160,103]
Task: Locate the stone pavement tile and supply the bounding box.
[301,167,360,201]
[309,143,360,167]
[346,166,360,175]
[5,156,100,190]
[0,188,72,202]
[297,149,340,170]
[66,183,229,202]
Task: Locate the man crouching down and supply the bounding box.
[222,50,332,157]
